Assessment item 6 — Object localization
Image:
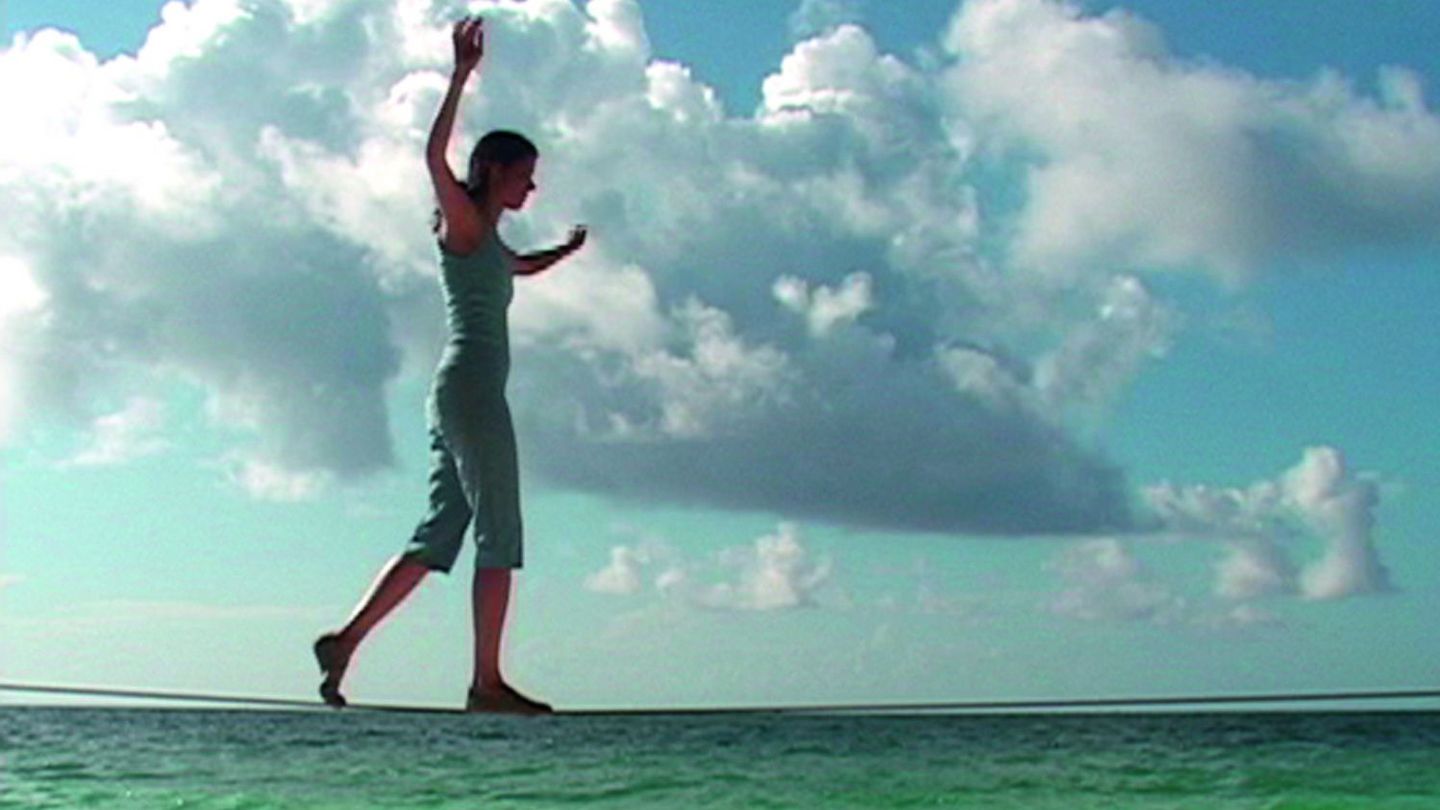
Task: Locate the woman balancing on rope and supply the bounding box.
[313,16,585,714]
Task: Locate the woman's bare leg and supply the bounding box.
[316,554,430,703]
[469,568,550,713]
[472,567,511,690]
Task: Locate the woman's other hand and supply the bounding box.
[565,225,588,254]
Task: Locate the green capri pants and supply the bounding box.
[405,361,523,572]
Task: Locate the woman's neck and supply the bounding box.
[480,201,503,233]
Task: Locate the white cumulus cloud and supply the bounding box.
[1144,446,1392,603]
[1286,447,1391,600]
[0,0,1423,540]
[944,0,1440,279]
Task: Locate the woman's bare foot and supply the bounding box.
[466,683,552,715]
[313,633,353,709]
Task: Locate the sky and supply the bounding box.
[2,0,1438,712]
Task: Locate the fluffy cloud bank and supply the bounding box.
[0,0,403,490]
[1,0,1429,538]
[946,0,1440,278]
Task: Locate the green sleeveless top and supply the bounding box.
[433,236,513,395]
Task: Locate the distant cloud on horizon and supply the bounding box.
[586,522,836,611]
[1145,445,1392,603]
[1045,445,1395,627]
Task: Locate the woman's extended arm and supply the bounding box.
[427,18,486,249]
[512,226,589,276]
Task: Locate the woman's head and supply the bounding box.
[466,129,538,211]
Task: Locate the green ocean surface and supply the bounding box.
[3,707,1438,808]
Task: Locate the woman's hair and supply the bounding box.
[433,129,539,232]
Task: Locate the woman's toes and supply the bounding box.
[466,683,551,715]
[319,679,348,709]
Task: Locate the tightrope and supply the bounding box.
[3,681,1438,716]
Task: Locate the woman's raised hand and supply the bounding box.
[452,16,485,74]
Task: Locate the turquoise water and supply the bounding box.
[3,707,1438,808]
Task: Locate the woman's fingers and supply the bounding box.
[452,17,484,51]
[450,16,484,71]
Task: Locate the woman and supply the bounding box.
[313,16,585,714]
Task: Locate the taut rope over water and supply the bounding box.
[2,681,1438,716]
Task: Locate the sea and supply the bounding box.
[3,707,1438,808]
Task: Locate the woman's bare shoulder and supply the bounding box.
[437,216,488,256]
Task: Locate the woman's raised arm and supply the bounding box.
[427,17,486,249]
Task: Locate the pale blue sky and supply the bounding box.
[3,0,1438,711]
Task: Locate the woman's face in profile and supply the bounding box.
[496,157,537,210]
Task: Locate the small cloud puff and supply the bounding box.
[584,522,833,611]
[1047,538,1183,623]
[585,544,648,595]
[789,0,866,41]
[773,272,874,338]
[64,397,170,467]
